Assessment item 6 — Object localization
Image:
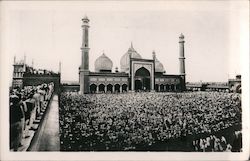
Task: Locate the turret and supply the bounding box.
[115,67,119,73]
[152,50,156,60]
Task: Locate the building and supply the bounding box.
[12,57,27,88]
[61,81,80,92]
[186,76,242,93]
[79,16,186,94]
[186,82,229,92]
[12,57,61,92]
[228,75,241,93]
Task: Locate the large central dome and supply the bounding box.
[95,53,113,72]
[120,43,142,73]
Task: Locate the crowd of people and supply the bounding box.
[9,82,54,151]
[59,91,241,151]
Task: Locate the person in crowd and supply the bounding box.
[10,94,25,151]
[23,93,35,137]
[33,88,41,121]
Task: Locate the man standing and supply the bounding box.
[23,93,35,137]
[10,94,24,151]
[31,89,40,129]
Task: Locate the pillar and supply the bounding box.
[179,33,186,91]
[120,85,122,93]
[131,76,135,92]
[112,85,115,93]
[104,86,107,93]
[79,16,90,94]
[96,85,99,93]
[151,76,155,91]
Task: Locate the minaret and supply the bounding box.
[128,43,132,77]
[179,33,186,91]
[23,54,26,72]
[32,59,34,68]
[59,61,61,74]
[152,50,156,60]
[24,54,26,64]
[152,50,156,75]
[79,15,90,94]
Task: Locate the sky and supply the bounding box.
[1,0,249,83]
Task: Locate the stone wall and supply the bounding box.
[23,73,61,92]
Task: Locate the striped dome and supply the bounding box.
[95,53,113,72]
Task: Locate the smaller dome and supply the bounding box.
[155,58,165,73]
[95,53,113,72]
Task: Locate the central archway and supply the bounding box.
[134,67,151,91]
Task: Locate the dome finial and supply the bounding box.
[128,42,135,52]
[130,42,135,50]
[95,53,113,72]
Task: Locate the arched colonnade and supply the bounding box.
[90,83,128,93]
[155,84,181,92]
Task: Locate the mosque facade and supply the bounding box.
[79,16,186,94]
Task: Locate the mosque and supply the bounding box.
[79,16,186,94]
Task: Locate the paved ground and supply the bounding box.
[28,95,60,151]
